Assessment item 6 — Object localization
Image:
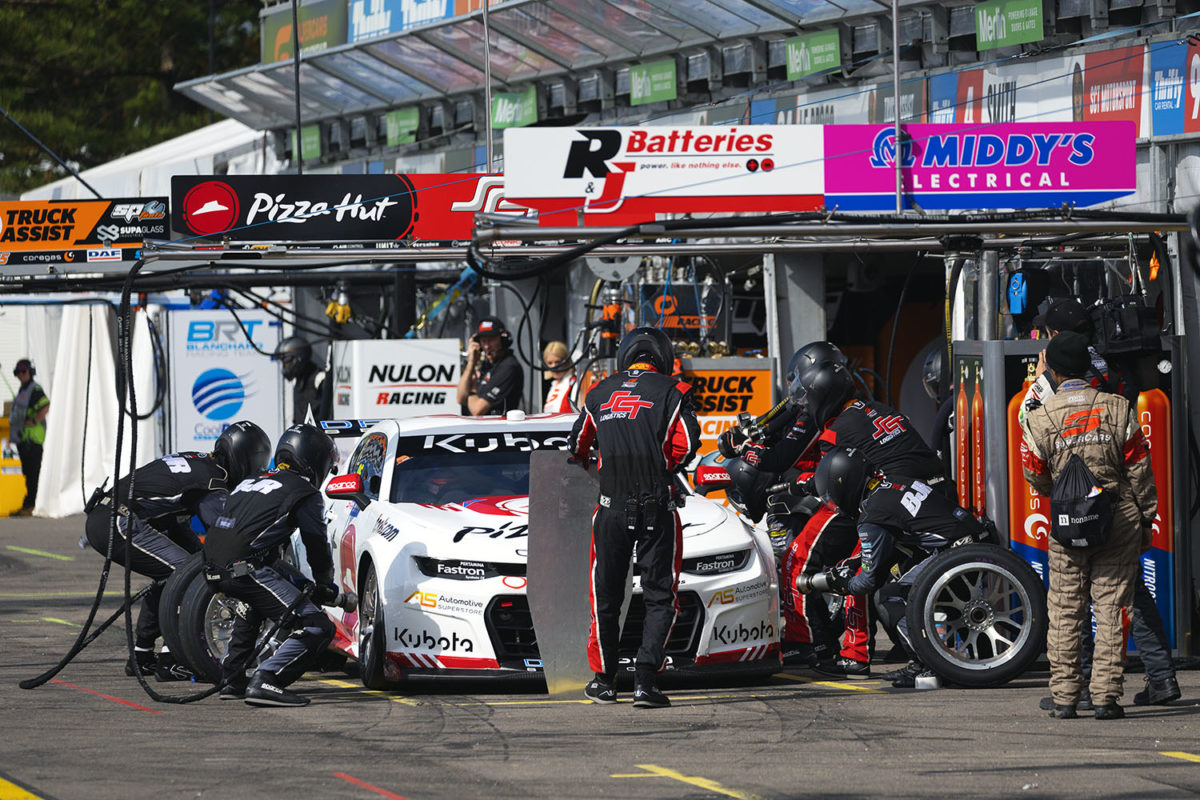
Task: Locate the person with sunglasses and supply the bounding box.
[541,341,576,414]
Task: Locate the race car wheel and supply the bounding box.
[157,552,205,665]
[358,562,388,689]
[905,544,1046,688]
[176,573,238,684]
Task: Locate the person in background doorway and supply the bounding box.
[9,359,48,517]
[458,317,523,416]
[542,341,576,413]
[274,336,331,425]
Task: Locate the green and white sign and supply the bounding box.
[630,59,677,106]
[491,86,538,129]
[386,108,419,146]
[785,30,841,81]
[291,124,322,161]
[261,0,348,63]
[975,0,1043,50]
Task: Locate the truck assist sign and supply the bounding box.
[0,198,167,266]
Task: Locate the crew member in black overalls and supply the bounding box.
[84,420,271,680]
[569,327,700,708]
[204,424,340,706]
[275,336,331,425]
[457,317,523,416]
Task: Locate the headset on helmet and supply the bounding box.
[274,336,312,380]
[12,358,34,378]
[213,420,272,486]
[274,424,338,487]
[616,327,674,373]
[783,341,845,396]
[791,360,855,426]
[813,447,871,515]
[474,316,512,349]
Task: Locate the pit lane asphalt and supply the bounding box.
[2,514,1199,800]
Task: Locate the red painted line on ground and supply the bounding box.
[49,679,163,714]
[332,772,411,800]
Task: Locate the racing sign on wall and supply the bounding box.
[331,338,460,418]
[167,309,284,453]
[171,174,525,242]
[0,198,167,267]
[503,126,827,227]
[680,362,775,450]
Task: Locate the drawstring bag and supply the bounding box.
[1049,452,1113,549]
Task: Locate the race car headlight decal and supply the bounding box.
[681,549,752,576]
[413,556,526,581]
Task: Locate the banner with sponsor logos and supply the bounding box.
[167,310,284,453]
[0,198,167,268]
[785,30,841,82]
[331,338,460,418]
[171,174,526,242]
[630,59,678,106]
[503,126,826,227]
[349,0,452,42]
[823,121,1137,210]
[680,362,775,449]
[974,0,1044,51]
[261,0,348,63]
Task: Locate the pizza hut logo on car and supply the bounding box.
[181,181,240,237]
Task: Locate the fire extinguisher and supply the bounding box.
[955,362,971,510]
[971,367,986,516]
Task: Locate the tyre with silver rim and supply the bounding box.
[358,561,389,689]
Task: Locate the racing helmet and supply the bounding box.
[213,420,272,486]
[813,447,871,515]
[922,347,945,403]
[791,360,855,426]
[274,424,338,486]
[616,326,674,373]
[275,336,312,380]
[784,341,846,397]
[723,456,776,524]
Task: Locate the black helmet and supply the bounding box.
[274,424,338,486]
[723,456,776,523]
[213,420,272,486]
[275,336,312,380]
[922,347,945,403]
[791,360,855,426]
[813,447,871,515]
[616,326,674,372]
[784,341,846,396]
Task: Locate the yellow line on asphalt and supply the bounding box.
[314,677,421,706]
[0,775,45,800]
[0,592,108,598]
[1161,751,1200,763]
[5,545,73,561]
[10,618,78,627]
[611,764,767,800]
[777,672,886,693]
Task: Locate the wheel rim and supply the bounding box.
[360,568,378,665]
[203,593,239,664]
[920,560,1034,671]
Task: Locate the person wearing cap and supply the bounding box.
[8,359,48,517]
[1021,331,1157,720]
[541,341,576,413]
[457,316,523,416]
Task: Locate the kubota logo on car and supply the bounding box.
[181,181,239,237]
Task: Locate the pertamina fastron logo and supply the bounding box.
[181,181,240,237]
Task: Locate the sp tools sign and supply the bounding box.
[331,338,460,418]
[0,197,167,265]
[503,126,826,227]
[167,309,284,453]
[822,122,1136,210]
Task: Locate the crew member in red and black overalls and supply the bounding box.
[569,327,699,709]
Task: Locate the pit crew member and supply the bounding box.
[458,316,523,416]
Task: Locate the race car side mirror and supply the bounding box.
[325,473,370,511]
[692,463,733,496]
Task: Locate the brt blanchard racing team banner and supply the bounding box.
[0,197,167,267]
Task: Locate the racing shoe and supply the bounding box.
[1048,703,1078,719]
[632,683,671,709]
[154,651,194,683]
[244,671,309,707]
[1133,676,1181,706]
[1093,703,1125,720]
[124,648,156,677]
[889,661,935,688]
[219,681,248,700]
[780,642,819,669]
[584,676,617,705]
[1039,689,1092,712]
[812,656,870,680]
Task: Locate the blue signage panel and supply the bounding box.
[1149,42,1186,137]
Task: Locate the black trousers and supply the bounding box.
[587,501,682,680]
[15,440,41,509]
[1080,575,1175,683]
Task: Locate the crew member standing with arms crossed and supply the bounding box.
[569,327,699,708]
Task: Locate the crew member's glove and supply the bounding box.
[312,583,341,606]
[741,443,765,467]
[717,428,748,459]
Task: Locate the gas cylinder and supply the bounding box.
[955,363,971,510]
[971,368,986,516]
[1006,362,1047,583]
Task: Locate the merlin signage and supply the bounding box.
[823,122,1137,210]
[386,107,420,146]
[975,0,1043,51]
[503,126,826,226]
[630,59,677,105]
[785,30,841,81]
[172,174,523,242]
[491,86,538,129]
[0,197,167,267]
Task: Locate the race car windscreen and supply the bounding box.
[389,431,570,505]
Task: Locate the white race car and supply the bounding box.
[307,412,780,687]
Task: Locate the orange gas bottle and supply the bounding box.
[971,368,986,516]
[955,363,972,510]
[1006,363,1047,581]
[1137,388,1173,554]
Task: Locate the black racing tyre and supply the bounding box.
[157,552,205,663]
[176,573,239,684]
[358,561,389,689]
[905,543,1047,688]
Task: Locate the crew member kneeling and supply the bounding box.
[801,447,985,688]
[203,424,340,707]
[569,327,699,708]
